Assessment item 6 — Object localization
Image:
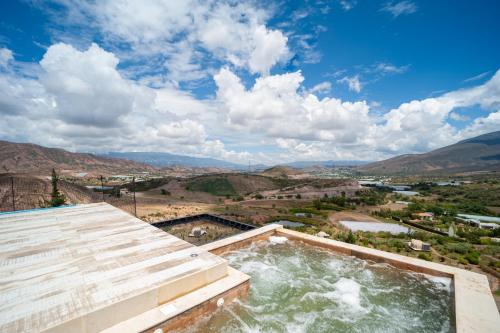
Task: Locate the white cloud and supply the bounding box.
[381,1,417,17]
[338,75,362,93]
[248,26,289,75]
[449,112,470,121]
[460,111,500,138]
[0,42,246,162]
[0,48,13,68]
[214,68,373,145]
[39,43,153,127]
[374,62,409,74]
[214,67,500,160]
[463,71,492,83]
[375,70,500,153]
[50,0,290,79]
[309,81,332,94]
[1,37,499,164]
[157,119,207,145]
[339,0,357,11]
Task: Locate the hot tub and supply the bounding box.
[184,236,454,332]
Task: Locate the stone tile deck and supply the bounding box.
[0,203,227,333]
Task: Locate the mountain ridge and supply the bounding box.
[100,151,256,170]
[0,140,156,175]
[357,131,500,175]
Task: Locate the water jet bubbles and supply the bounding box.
[217,298,225,307]
[268,236,288,244]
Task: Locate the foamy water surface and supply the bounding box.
[179,238,454,333]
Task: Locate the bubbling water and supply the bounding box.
[178,239,454,333]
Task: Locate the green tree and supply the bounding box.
[49,169,66,207]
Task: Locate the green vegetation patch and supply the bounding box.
[123,177,171,192]
[186,177,237,196]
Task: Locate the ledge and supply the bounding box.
[100,267,250,333]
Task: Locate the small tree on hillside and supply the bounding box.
[49,169,66,207]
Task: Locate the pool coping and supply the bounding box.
[202,224,500,333]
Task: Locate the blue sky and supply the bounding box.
[0,0,499,164]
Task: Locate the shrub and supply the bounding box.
[458,256,468,265]
[464,251,480,265]
[346,230,356,244]
[445,243,471,255]
[418,253,432,261]
[388,239,406,250]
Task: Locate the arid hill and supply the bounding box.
[0,140,156,176]
[358,131,500,175]
[260,166,303,178]
[185,173,284,196]
[0,174,98,212]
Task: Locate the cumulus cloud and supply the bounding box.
[375,69,500,153]
[381,1,417,17]
[157,120,207,145]
[214,68,373,145]
[49,0,290,79]
[213,67,500,160]
[39,43,153,127]
[0,42,248,162]
[1,36,499,164]
[197,3,289,75]
[338,75,362,93]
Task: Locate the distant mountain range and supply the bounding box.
[283,160,369,168]
[100,151,258,170]
[2,131,499,176]
[358,131,500,175]
[101,152,368,169]
[0,140,154,175]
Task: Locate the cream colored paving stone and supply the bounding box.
[0,203,227,333]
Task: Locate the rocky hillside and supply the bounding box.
[0,140,156,175]
[260,166,303,178]
[358,131,500,175]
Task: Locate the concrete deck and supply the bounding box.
[0,203,227,333]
